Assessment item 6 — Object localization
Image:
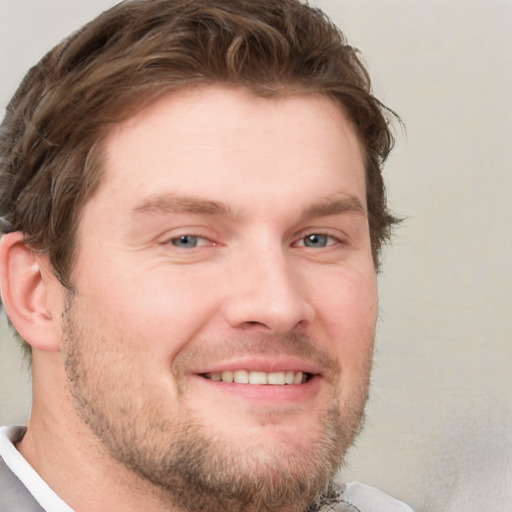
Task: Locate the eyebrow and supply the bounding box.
[300,194,367,220]
[131,194,236,218]
[131,193,366,221]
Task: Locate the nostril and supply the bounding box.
[238,320,273,330]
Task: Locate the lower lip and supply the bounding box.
[193,374,322,404]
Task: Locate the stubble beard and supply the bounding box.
[61,294,372,512]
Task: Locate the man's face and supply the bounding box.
[62,86,377,511]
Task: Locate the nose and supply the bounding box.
[222,243,315,335]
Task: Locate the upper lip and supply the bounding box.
[193,356,323,376]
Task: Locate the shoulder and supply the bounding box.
[339,482,415,512]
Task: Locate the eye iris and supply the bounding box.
[304,234,327,248]
[172,235,198,248]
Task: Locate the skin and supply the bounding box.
[3,85,377,511]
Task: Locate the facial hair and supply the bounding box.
[60,292,372,512]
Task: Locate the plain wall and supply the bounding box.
[1,1,511,511]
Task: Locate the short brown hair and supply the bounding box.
[1,0,399,291]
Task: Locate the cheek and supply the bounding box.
[312,268,377,377]
[72,258,222,363]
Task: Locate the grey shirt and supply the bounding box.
[1,427,44,512]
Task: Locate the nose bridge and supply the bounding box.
[224,236,314,333]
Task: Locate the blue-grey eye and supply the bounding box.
[303,234,329,248]
[171,235,201,248]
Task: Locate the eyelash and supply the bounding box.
[166,232,344,250]
[294,233,344,249]
[168,234,214,249]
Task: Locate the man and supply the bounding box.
[0,0,411,510]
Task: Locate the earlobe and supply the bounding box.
[0,232,60,352]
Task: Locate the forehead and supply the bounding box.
[93,85,366,216]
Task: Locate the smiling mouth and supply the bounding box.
[202,370,311,385]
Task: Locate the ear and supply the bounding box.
[0,232,61,352]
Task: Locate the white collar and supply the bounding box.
[0,426,74,512]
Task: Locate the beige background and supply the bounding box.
[1,1,511,511]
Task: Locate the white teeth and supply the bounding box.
[233,370,249,384]
[205,370,306,385]
[221,371,234,383]
[249,371,267,385]
[285,371,295,385]
[267,372,286,385]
